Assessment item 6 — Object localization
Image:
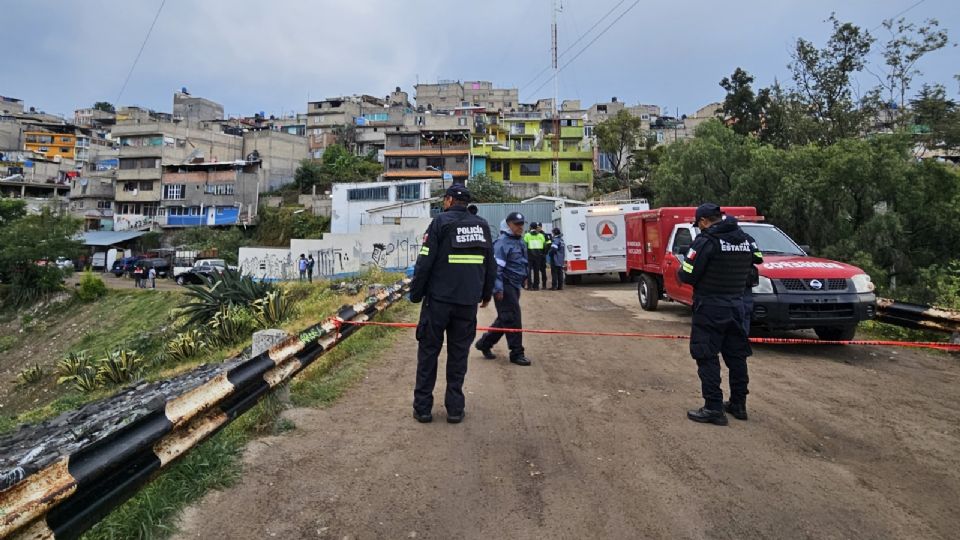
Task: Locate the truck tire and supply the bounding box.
[176,275,186,286]
[565,274,582,286]
[814,325,857,342]
[638,274,659,311]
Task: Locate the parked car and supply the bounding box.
[54,257,75,270]
[175,264,224,285]
[111,256,144,277]
[139,258,172,278]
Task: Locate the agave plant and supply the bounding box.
[166,329,207,362]
[57,351,91,379]
[58,364,101,393]
[17,364,45,385]
[179,269,274,327]
[95,349,145,385]
[253,290,296,326]
[207,306,257,346]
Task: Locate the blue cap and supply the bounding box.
[693,203,722,224]
[506,212,525,224]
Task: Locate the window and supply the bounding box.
[188,206,202,216]
[458,117,468,126]
[60,147,71,153]
[672,228,693,254]
[490,161,502,172]
[426,157,443,169]
[597,105,607,113]
[61,137,71,143]
[204,183,235,195]
[520,162,541,176]
[163,184,185,200]
[168,207,185,216]
[396,183,422,201]
[569,162,584,171]
[400,135,416,147]
[387,157,403,169]
[347,186,389,201]
[119,159,137,170]
[404,157,419,169]
[510,123,525,135]
[122,181,138,192]
[97,200,112,209]
[139,181,153,191]
[455,155,466,164]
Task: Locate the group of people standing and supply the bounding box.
[297,254,315,282]
[521,222,566,291]
[132,265,156,289]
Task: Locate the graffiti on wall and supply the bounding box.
[239,250,296,281]
[369,237,421,269]
[315,248,348,277]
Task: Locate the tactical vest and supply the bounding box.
[696,233,755,297]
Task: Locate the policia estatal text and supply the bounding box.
[408,185,496,424]
[678,203,762,426]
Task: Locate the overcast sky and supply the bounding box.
[3,0,958,119]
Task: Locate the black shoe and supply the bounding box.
[475,341,496,360]
[510,355,532,366]
[447,410,465,424]
[686,407,728,426]
[413,410,433,423]
[724,401,748,420]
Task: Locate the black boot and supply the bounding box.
[724,401,748,420]
[686,407,728,426]
[413,410,433,423]
[510,355,532,366]
[474,340,496,360]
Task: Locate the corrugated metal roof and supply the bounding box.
[80,231,146,246]
[473,202,558,234]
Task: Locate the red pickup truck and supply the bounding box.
[625,207,877,340]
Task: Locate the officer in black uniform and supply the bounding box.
[678,203,757,425]
[409,184,496,424]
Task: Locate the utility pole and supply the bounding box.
[551,0,560,198]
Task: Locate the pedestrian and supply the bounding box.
[298,254,307,281]
[523,222,545,290]
[148,266,157,289]
[548,227,565,290]
[307,254,315,283]
[475,213,532,366]
[409,184,496,424]
[678,203,757,425]
[535,223,549,289]
[467,204,478,215]
[724,216,764,335]
[133,265,144,288]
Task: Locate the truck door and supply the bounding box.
[662,225,695,304]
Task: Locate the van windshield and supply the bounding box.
[740,224,806,256]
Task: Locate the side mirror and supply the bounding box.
[798,245,811,255]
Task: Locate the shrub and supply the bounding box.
[0,335,15,352]
[76,271,108,302]
[17,364,44,385]
[96,349,145,385]
[253,290,296,326]
[207,306,257,346]
[179,269,274,326]
[166,329,207,363]
[57,351,91,378]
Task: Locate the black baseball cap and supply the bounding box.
[506,212,525,224]
[693,203,722,225]
[445,184,471,201]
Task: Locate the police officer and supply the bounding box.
[475,212,532,366]
[678,203,756,425]
[536,222,550,289]
[523,223,546,290]
[409,184,496,424]
[548,227,565,290]
[724,215,764,335]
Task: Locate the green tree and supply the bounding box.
[294,158,324,191]
[0,209,83,307]
[93,101,115,113]
[594,110,643,185]
[0,198,27,227]
[789,14,875,143]
[719,68,771,136]
[910,84,960,150]
[254,207,330,247]
[467,173,514,203]
[877,17,950,114]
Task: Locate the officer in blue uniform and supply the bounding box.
[475,212,532,366]
[678,203,758,425]
[409,185,496,424]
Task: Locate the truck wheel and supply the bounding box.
[176,275,186,286]
[814,325,857,342]
[638,274,659,311]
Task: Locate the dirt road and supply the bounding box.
[174,279,960,539]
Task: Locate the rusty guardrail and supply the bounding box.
[875,298,960,335]
[0,279,410,540]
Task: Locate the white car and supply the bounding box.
[55,257,74,270]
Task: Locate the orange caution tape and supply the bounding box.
[338,320,960,353]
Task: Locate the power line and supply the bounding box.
[871,0,928,31]
[115,0,166,105]
[527,0,641,99]
[519,0,628,95]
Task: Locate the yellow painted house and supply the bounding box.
[24,131,77,160]
[470,113,592,184]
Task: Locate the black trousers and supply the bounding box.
[414,297,477,414]
[689,300,751,411]
[550,264,564,290]
[528,251,544,289]
[476,284,524,360]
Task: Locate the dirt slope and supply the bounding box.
[174,281,960,540]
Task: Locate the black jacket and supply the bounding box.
[678,217,761,303]
[409,205,496,305]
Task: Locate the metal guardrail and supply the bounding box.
[0,279,410,540]
[875,298,960,335]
